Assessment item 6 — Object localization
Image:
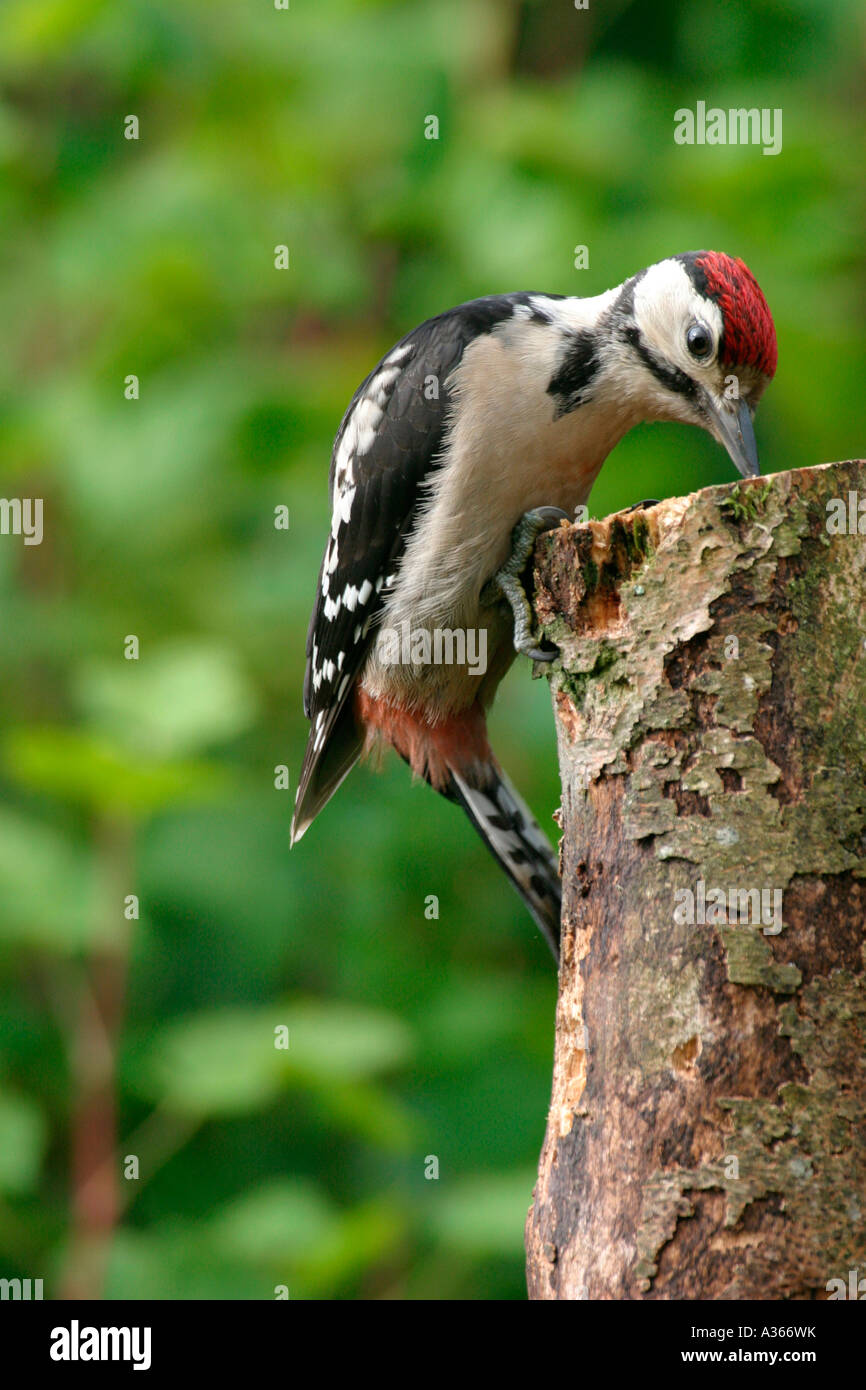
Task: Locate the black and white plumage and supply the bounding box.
[295,294,553,833]
[292,253,777,960]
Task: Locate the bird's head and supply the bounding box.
[596,251,777,478]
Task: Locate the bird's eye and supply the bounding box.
[686,322,714,360]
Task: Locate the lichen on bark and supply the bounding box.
[525,460,866,1301]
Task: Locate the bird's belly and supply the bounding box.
[361,589,515,718]
[361,404,620,715]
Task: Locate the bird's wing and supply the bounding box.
[292,294,545,840]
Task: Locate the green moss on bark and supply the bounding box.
[527,461,866,1301]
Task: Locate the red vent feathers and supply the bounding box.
[695,252,778,379]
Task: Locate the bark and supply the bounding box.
[525,459,866,1301]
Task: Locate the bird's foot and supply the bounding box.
[482,507,568,662]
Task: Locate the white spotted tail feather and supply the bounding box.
[448,761,561,958]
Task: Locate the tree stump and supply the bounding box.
[525,459,866,1300]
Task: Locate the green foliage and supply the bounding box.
[0,1089,47,1195]
[132,1000,414,1117]
[0,0,862,1300]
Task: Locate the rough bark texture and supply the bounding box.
[525,459,866,1301]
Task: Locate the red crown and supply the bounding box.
[694,251,778,379]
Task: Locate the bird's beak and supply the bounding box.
[703,394,761,478]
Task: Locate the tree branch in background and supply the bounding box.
[60,815,135,1301]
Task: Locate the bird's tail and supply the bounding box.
[447,759,561,961]
[346,688,561,959]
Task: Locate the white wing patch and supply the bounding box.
[310,345,415,703]
[384,342,413,366]
[331,484,356,536]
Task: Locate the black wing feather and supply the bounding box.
[292,294,554,839]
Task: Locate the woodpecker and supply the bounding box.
[291,251,777,960]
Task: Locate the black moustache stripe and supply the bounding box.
[621,325,698,400]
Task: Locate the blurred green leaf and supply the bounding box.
[209,1178,338,1263]
[75,641,257,758]
[0,1089,47,1194]
[0,806,100,950]
[3,726,230,815]
[426,1171,537,1256]
[296,1199,406,1297]
[131,999,414,1117]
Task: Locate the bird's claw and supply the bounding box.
[482,507,568,661]
[523,641,559,663]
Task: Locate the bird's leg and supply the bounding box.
[482,507,568,662]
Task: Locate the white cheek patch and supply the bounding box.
[633,259,724,374]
